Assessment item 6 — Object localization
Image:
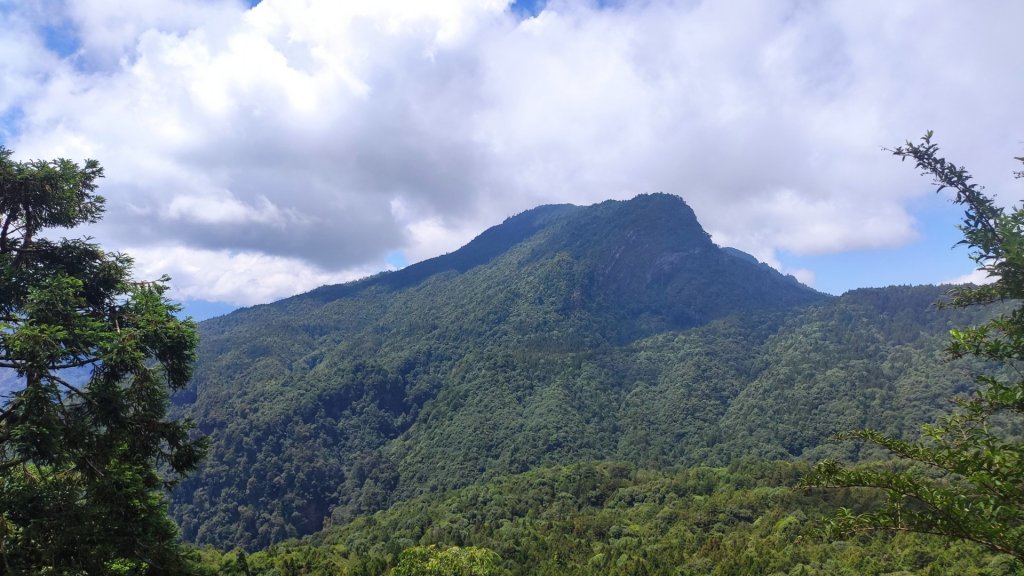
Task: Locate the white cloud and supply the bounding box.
[0,12,59,137]
[128,244,386,306]
[2,0,1021,304]
[942,268,996,287]
[789,268,816,288]
[165,193,302,227]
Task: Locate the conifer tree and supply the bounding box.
[804,133,1024,561]
[0,147,207,574]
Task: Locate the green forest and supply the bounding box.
[169,194,999,556]
[193,461,1015,575]
[3,138,1024,575]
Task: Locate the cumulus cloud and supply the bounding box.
[127,244,384,306]
[789,268,816,289]
[1,0,1021,304]
[942,268,997,287]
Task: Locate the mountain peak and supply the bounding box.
[286,193,823,340]
[178,193,830,550]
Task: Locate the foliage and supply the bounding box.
[392,545,507,576]
[172,194,998,551]
[194,461,1012,575]
[803,133,1024,561]
[172,194,837,549]
[0,147,206,574]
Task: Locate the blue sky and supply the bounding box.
[1,0,1020,320]
[778,195,970,295]
[512,0,547,17]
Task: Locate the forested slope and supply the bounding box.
[195,461,1013,575]
[170,194,989,551]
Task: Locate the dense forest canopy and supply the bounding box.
[4,141,1020,574]
[195,461,1016,575]
[169,193,996,556]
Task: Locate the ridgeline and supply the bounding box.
[171,194,987,561]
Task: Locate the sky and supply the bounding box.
[1,0,1021,320]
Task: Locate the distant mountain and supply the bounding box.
[0,370,21,400]
[290,192,820,336]
[170,194,981,551]
[0,365,92,403]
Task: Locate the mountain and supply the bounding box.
[0,365,93,403]
[170,194,982,552]
[0,370,21,399]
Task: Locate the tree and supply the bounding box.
[0,147,207,574]
[392,545,508,576]
[802,132,1024,561]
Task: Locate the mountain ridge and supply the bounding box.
[171,194,978,551]
[246,193,820,334]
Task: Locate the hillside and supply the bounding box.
[170,194,985,551]
[196,461,1009,575]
